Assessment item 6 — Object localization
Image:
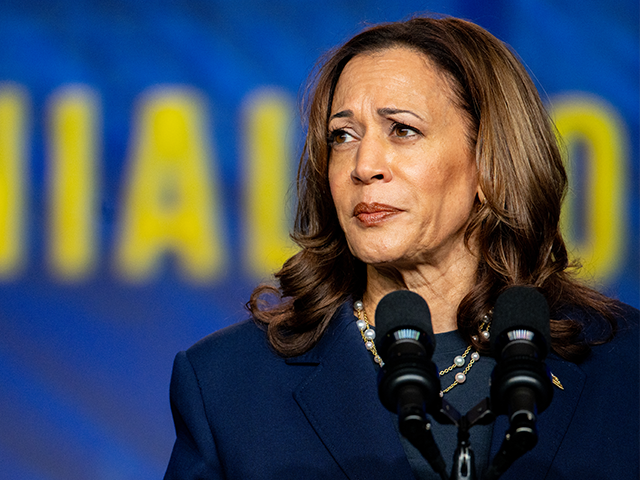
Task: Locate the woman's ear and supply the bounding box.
[476,185,486,205]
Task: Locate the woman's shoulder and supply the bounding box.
[612,301,640,337]
[177,301,356,380]
[615,300,640,322]
[191,317,267,347]
[558,298,638,338]
[570,300,639,366]
[598,300,638,352]
[182,318,278,371]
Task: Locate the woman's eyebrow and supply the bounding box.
[329,108,423,122]
[377,108,423,121]
[329,110,353,121]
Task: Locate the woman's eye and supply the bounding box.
[328,129,355,145]
[391,123,419,138]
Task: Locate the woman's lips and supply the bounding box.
[353,202,402,226]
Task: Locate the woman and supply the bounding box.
[164,16,639,480]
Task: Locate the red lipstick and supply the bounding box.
[353,202,401,226]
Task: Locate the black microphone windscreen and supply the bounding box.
[375,290,434,342]
[490,286,551,353]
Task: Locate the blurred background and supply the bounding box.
[0,1,637,478]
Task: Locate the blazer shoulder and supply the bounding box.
[590,300,638,354]
[558,300,638,351]
[615,301,640,330]
[185,318,277,366]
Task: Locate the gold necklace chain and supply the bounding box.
[353,300,490,396]
[353,300,384,366]
[353,300,564,393]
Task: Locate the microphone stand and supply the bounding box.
[441,397,495,480]
[402,396,495,480]
[408,394,542,480]
[400,414,449,480]
[481,394,539,480]
[395,384,449,480]
[452,422,475,480]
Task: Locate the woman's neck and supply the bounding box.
[361,246,478,333]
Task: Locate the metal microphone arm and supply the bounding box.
[481,401,538,480]
[397,386,449,480]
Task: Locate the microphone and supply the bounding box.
[375,290,447,479]
[485,286,554,478]
[376,290,441,423]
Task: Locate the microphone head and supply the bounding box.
[375,290,442,416]
[375,290,435,358]
[490,286,551,357]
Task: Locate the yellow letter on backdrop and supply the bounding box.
[552,95,627,282]
[243,89,296,278]
[47,86,99,280]
[115,88,224,282]
[0,85,28,278]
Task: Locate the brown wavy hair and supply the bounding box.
[248,15,618,362]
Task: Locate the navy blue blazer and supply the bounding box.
[164,302,639,479]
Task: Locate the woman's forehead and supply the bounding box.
[330,48,457,119]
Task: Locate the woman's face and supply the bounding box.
[328,47,479,269]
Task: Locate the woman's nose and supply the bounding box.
[350,133,392,184]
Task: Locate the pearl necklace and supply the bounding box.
[353,300,491,396]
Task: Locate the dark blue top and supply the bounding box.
[164,300,639,479]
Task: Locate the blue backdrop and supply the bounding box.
[0,1,637,479]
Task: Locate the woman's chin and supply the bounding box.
[349,246,409,268]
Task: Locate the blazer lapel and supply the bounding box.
[489,356,586,480]
[288,302,415,480]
